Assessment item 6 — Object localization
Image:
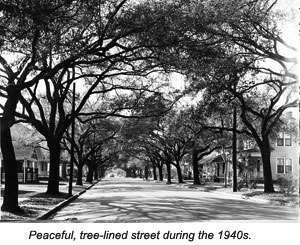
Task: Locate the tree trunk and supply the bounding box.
[86,163,93,183]
[61,161,67,179]
[132,168,137,178]
[157,164,163,181]
[76,163,83,186]
[152,162,157,180]
[192,148,201,185]
[1,87,22,212]
[144,165,149,180]
[260,140,275,193]
[125,168,130,177]
[166,161,172,184]
[46,140,61,194]
[94,166,98,180]
[99,165,105,178]
[175,162,184,183]
[1,124,20,212]
[97,165,102,179]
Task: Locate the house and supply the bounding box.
[199,138,298,183]
[199,152,224,177]
[235,146,263,185]
[271,130,298,180]
[0,145,48,183]
[198,110,299,183]
[239,109,299,181]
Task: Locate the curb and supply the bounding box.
[36,181,99,220]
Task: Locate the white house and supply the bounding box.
[0,145,48,183]
[199,109,299,183]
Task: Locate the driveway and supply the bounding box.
[51,177,299,222]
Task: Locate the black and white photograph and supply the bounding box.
[0,0,299,243]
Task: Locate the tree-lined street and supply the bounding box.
[51,177,298,222]
[0,0,298,221]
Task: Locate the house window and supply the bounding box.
[277,132,284,146]
[277,133,292,146]
[285,134,292,146]
[256,159,261,172]
[277,158,293,174]
[276,158,284,173]
[285,158,293,173]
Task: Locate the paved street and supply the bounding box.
[51,177,299,222]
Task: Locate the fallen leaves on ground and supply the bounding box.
[1,193,67,221]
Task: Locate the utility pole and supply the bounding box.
[68,83,76,196]
[0,116,2,184]
[232,106,238,192]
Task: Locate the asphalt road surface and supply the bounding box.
[50,177,299,222]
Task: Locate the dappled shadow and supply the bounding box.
[53,194,298,222]
[19,190,36,195]
[1,189,36,196]
[52,178,299,222]
[31,192,69,199]
[0,205,44,221]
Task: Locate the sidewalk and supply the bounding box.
[0,180,98,221]
[163,179,299,208]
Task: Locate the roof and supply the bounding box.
[238,147,261,157]
[199,152,225,164]
[1,145,45,161]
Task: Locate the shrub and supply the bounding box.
[277,175,298,194]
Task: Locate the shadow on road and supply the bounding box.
[51,178,299,222]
